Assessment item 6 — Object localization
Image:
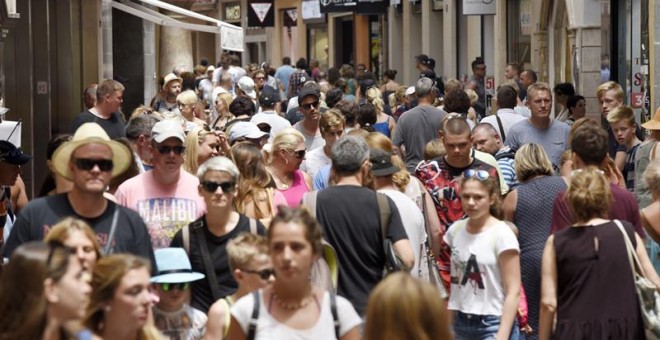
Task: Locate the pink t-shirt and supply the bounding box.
[115,171,206,249]
[278,170,310,207]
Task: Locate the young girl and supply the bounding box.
[445,170,521,340]
[228,206,362,340]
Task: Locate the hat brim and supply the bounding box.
[162,77,183,90]
[244,90,257,99]
[372,165,400,177]
[52,138,132,181]
[151,272,205,284]
[641,120,660,130]
[5,154,32,166]
[245,130,269,140]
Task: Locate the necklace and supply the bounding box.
[271,290,313,310]
[270,168,291,189]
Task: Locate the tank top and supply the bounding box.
[372,116,391,137]
[278,170,309,207]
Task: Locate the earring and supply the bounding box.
[104,305,111,313]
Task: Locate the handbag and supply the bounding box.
[420,188,449,298]
[614,219,660,339]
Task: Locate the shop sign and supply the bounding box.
[302,1,323,19]
[248,0,274,27]
[320,0,388,14]
[462,0,496,16]
[520,0,531,36]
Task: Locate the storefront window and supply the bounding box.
[369,15,383,81]
[307,26,328,70]
[506,0,532,69]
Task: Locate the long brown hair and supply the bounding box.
[0,242,73,339]
[230,143,272,219]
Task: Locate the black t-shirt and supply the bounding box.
[2,194,155,266]
[315,185,408,316]
[71,110,126,139]
[170,214,266,313]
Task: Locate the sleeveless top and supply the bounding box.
[372,116,391,137]
[278,170,310,207]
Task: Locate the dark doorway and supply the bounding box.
[334,16,354,67]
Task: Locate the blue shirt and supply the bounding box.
[313,165,331,191]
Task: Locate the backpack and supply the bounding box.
[246,290,340,340]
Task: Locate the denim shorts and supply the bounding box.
[453,311,520,340]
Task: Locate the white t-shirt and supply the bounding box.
[153,304,207,340]
[379,189,426,278]
[231,290,362,340]
[300,147,331,179]
[444,219,519,316]
[480,108,527,142]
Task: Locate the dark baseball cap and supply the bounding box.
[369,148,399,177]
[0,141,32,165]
[297,87,320,102]
[259,86,280,106]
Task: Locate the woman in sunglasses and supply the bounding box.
[266,128,312,207]
[0,241,92,339]
[445,169,521,340]
[184,125,220,175]
[85,254,161,340]
[228,206,362,340]
[171,157,267,314]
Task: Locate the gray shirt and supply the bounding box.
[293,121,325,151]
[505,119,570,169]
[392,105,445,172]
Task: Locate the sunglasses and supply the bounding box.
[291,149,306,159]
[463,169,490,181]
[158,282,190,292]
[156,145,186,155]
[201,180,236,193]
[255,76,265,80]
[243,268,275,280]
[74,158,114,172]
[300,101,320,110]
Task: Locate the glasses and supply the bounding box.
[291,149,306,159]
[201,180,236,193]
[300,101,320,110]
[255,76,265,80]
[158,282,190,292]
[243,268,274,280]
[156,145,186,155]
[463,169,490,181]
[74,158,114,172]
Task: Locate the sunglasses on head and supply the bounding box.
[291,149,306,159]
[201,180,236,193]
[300,101,320,110]
[74,158,114,172]
[159,282,190,292]
[243,268,275,280]
[156,145,186,155]
[463,169,490,181]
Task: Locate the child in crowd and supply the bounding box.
[608,105,642,191]
[151,248,207,340]
[205,233,274,339]
[424,138,446,161]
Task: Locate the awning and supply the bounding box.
[111,0,244,52]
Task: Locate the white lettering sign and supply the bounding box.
[462,0,496,15]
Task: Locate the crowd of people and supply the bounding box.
[0,53,660,340]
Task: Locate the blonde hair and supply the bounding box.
[364,273,452,340]
[566,166,611,221]
[177,89,198,106]
[183,126,217,174]
[607,105,635,126]
[365,87,385,113]
[596,81,624,102]
[269,128,305,164]
[319,109,346,135]
[365,132,410,192]
[515,143,554,182]
[443,78,462,93]
[230,143,273,219]
[227,233,268,272]
[527,82,552,101]
[424,139,446,161]
[464,89,478,106]
[644,159,660,196]
[216,93,234,113]
[44,218,101,261]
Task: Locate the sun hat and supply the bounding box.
[162,73,183,91]
[0,141,32,165]
[228,122,269,143]
[370,148,400,176]
[642,107,660,130]
[151,248,205,284]
[152,119,186,144]
[237,76,257,99]
[206,65,216,72]
[52,123,132,180]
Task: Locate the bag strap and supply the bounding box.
[182,224,190,255]
[246,291,260,340]
[301,191,318,218]
[102,206,120,256]
[613,219,648,279]
[249,218,257,235]
[192,219,223,301]
[495,114,506,142]
[376,193,391,241]
[330,292,340,339]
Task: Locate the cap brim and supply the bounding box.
[6,154,32,166]
[372,166,400,177]
[245,131,269,139]
[153,133,186,144]
[52,139,132,181]
[151,272,205,283]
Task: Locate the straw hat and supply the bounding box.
[642,107,660,130]
[162,73,183,91]
[52,123,132,180]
